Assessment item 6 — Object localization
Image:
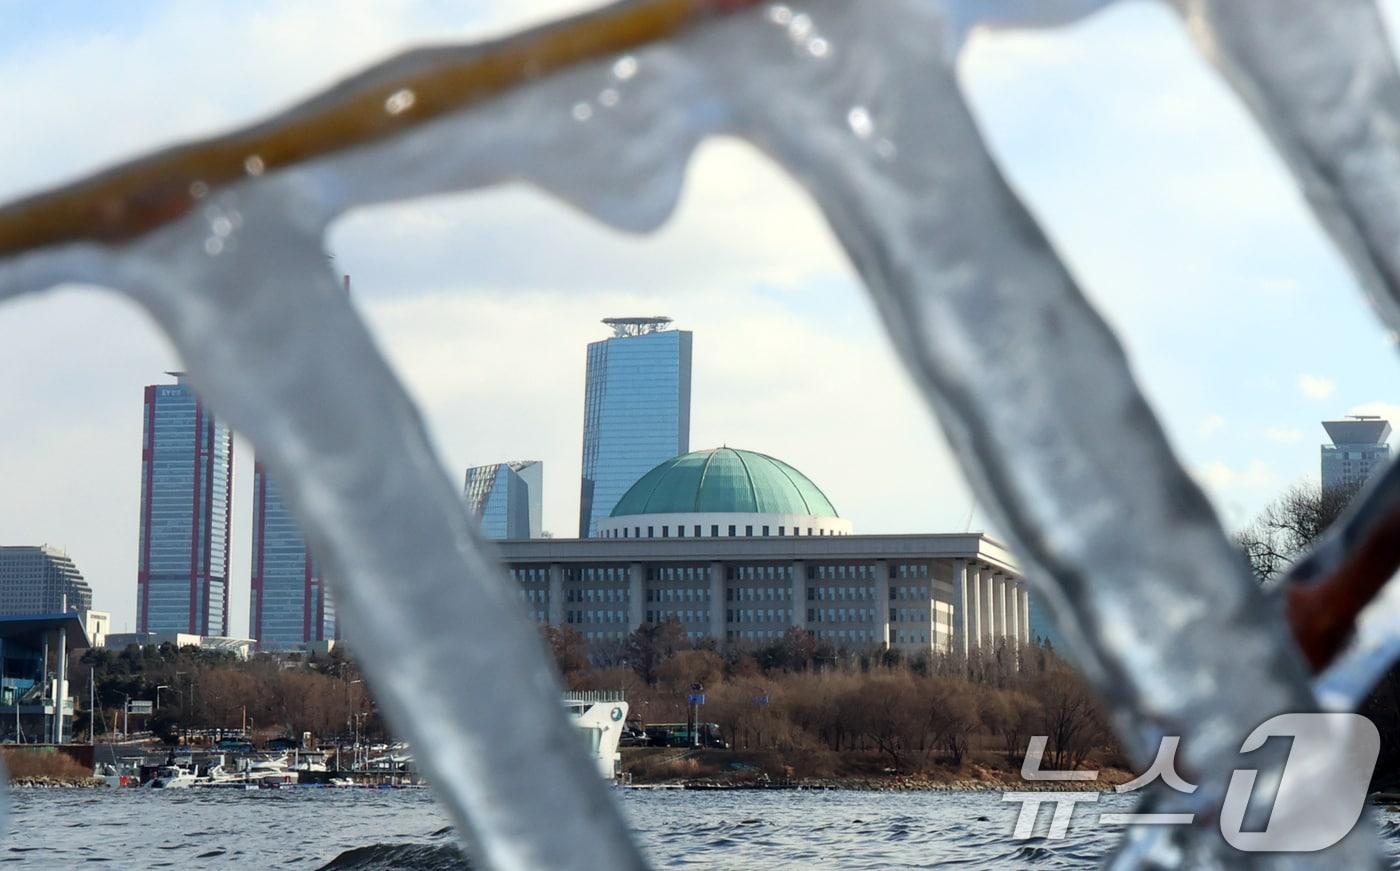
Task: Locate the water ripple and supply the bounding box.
[7,788,1400,870]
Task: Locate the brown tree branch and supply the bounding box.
[0,0,761,256]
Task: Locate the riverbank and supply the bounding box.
[621,747,1132,792]
[8,776,106,788]
[1,747,102,787]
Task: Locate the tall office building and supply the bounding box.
[579,317,692,537]
[250,462,336,650]
[0,546,93,615]
[465,461,542,540]
[136,373,232,636]
[1321,416,1392,492]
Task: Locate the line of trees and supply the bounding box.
[545,622,1116,775]
[73,644,382,746]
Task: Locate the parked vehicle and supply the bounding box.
[643,722,727,749]
[215,739,254,754]
[618,724,650,747]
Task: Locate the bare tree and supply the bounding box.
[540,625,590,682]
[981,688,1042,762]
[1235,480,1363,583]
[1032,662,1104,770]
[623,620,689,685]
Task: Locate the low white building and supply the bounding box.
[81,610,110,648]
[104,632,254,660]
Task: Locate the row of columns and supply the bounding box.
[949,558,1030,657]
[542,557,1027,656]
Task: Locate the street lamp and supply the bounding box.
[155,685,171,709]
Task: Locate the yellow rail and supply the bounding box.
[0,0,761,256]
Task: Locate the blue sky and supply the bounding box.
[0,0,1396,635]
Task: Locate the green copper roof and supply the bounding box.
[610,448,839,518]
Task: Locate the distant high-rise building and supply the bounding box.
[136,373,232,636]
[579,317,692,537]
[0,546,92,615]
[1321,416,1392,492]
[464,461,542,540]
[250,462,336,650]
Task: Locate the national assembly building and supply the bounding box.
[497,446,1037,656]
[467,317,1044,657]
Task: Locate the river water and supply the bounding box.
[8,788,1400,869]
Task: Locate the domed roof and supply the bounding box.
[610,448,839,518]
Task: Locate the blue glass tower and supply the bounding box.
[579,317,692,537]
[465,461,541,540]
[136,374,232,636]
[1026,592,1059,651]
[251,462,336,650]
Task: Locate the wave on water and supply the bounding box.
[315,843,470,871]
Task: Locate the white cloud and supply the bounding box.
[1263,427,1303,444]
[1348,402,1400,441]
[1198,414,1225,437]
[1195,459,1276,493]
[1299,374,1336,400]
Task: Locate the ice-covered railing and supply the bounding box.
[4,0,1400,867]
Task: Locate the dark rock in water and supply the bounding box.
[316,843,470,871]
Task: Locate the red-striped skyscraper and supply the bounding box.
[136,373,232,635]
[250,462,336,650]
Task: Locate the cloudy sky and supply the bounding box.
[1,0,1397,636]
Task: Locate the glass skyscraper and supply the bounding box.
[1321,416,1392,492]
[0,546,93,615]
[465,461,542,540]
[136,373,232,635]
[251,462,337,650]
[578,317,692,537]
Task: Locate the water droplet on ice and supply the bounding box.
[768,5,793,26]
[203,237,224,256]
[384,89,416,115]
[189,181,209,199]
[612,56,638,80]
[572,102,593,122]
[211,216,233,237]
[599,88,620,108]
[808,37,829,58]
[244,155,265,176]
[847,107,873,139]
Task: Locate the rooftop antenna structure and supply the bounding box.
[602,316,672,338]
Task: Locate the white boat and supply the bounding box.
[204,753,296,786]
[563,691,629,780]
[146,765,198,789]
[291,750,329,773]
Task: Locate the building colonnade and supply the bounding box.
[531,552,1030,654]
[947,557,1031,657]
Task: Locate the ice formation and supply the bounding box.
[2,1,1398,868]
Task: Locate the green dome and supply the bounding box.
[610,448,839,518]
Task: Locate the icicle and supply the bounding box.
[2,1,1398,867]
